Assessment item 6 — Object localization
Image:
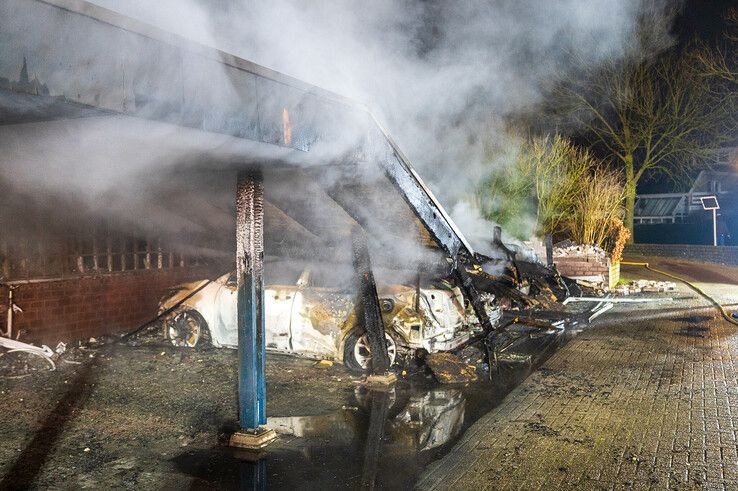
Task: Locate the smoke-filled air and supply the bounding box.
[0,0,679,261]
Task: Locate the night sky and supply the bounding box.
[638,0,736,193]
[678,0,735,43]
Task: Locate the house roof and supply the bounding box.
[634,196,682,218]
[692,170,738,193]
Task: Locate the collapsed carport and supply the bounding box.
[1,0,521,448]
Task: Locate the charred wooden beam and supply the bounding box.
[361,389,392,488]
[455,266,497,334]
[351,228,391,374]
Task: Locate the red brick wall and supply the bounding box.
[555,255,611,278]
[0,268,206,344]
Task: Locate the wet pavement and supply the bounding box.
[2,256,735,489]
[418,259,738,490]
[0,326,565,490]
[170,344,566,490]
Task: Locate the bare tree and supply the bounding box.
[550,48,735,236]
[692,9,738,92]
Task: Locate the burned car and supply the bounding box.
[158,271,500,371]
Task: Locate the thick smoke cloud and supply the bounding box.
[88,0,677,202]
[0,0,679,269]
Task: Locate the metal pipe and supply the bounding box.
[563,296,672,304]
[545,234,554,267]
[6,286,13,339]
[588,302,614,322]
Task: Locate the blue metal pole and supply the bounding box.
[237,263,259,429]
[239,459,267,490]
[236,171,266,430]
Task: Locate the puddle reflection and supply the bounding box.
[174,331,566,489]
[175,377,524,489]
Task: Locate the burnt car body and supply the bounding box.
[158,271,501,371]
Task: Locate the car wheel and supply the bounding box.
[165,310,208,348]
[343,330,397,373]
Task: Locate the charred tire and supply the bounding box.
[164,309,209,348]
[343,330,397,373]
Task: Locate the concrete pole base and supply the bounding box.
[365,372,397,387]
[229,427,277,450]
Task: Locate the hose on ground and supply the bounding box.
[621,261,738,327]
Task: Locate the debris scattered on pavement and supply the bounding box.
[588,302,614,322]
[315,360,334,368]
[425,352,478,384]
[563,296,673,304]
[0,335,119,376]
[612,280,677,295]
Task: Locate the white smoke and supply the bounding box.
[86,0,678,203]
[0,0,680,266]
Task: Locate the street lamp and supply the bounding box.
[699,196,720,246]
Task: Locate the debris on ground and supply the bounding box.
[612,280,677,295]
[553,242,607,259]
[0,336,56,371]
[0,335,119,377]
[425,352,478,384]
[563,296,673,304]
[315,360,334,368]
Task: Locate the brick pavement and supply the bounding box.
[417,312,738,490]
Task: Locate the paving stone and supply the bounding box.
[417,313,738,490]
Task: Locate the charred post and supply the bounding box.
[351,228,392,375]
[235,170,268,430]
[545,234,554,267]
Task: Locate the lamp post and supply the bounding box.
[699,196,720,247]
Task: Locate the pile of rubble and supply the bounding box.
[552,242,612,288]
[553,242,608,259]
[611,280,677,295]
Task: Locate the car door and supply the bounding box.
[214,273,238,347]
[215,272,294,351]
[265,287,296,352]
[287,288,348,359]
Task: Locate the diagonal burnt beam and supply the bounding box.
[264,199,323,243]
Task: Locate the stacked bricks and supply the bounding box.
[554,253,611,284]
[0,268,204,344]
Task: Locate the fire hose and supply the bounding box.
[621,261,738,327]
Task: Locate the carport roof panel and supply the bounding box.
[1,0,470,260]
[0,0,362,150]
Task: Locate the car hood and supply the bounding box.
[159,278,213,311]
